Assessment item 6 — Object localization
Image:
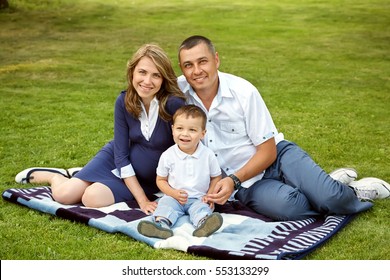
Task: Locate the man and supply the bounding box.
[176,35,389,220]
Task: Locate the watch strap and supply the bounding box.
[228,174,242,190]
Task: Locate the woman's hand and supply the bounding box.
[123,176,158,215]
[138,199,158,215]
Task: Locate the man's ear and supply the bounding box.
[215,52,220,69]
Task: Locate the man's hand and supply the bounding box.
[206,177,234,205]
[202,195,215,209]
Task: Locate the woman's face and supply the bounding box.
[132,56,163,105]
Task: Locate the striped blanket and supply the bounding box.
[2,186,355,260]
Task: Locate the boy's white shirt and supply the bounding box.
[156,142,221,198]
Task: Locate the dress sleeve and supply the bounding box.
[166,96,186,118]
[113,92,135,178]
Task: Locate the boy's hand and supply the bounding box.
[173,189,188,205]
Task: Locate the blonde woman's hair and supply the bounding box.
[125,44,185,121]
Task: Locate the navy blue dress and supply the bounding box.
[74,91,185,202]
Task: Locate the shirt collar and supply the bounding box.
[140,96,159,112]
[218,71,234,98]
[184,71,233,100]
[173,141,204,159]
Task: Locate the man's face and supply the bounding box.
[179,43,220,94]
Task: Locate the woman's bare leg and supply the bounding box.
[21,170,114,207]
[27,170,67,185]
[82,183,115,208]
[51,177,91,205]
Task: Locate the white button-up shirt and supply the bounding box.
[178,71,284,188]
[140,97,159,141]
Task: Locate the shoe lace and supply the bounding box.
[354,187,378,201]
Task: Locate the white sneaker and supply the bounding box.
[67,167,83,177]
[349,177,390,200]
[15,167,68,184]
[329,168,358,185]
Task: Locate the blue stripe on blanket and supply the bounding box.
[2,186,355,260]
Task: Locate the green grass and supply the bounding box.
[0,0,389,260]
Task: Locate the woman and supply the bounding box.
[15,44,186,214]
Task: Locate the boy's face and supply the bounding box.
[172,114,206,155]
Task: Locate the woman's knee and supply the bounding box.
[51,180,84,205]
[81,183,114,208]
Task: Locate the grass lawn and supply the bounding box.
[0,0,389,260]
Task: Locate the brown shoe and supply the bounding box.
[193,213,223,237]
[137,221,173,239]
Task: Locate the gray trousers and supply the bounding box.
[236,140,373,221]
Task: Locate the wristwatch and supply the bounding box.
[228,174,242,190]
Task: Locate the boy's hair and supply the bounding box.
[173,105,207,130]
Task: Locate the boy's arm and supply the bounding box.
[207,175,222,195]
[204,175,222,208]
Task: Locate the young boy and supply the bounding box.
[137,105,223,239]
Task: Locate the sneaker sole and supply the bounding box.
[137,221,173,239]
[193,213,223,238]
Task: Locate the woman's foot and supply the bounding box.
[15,167,69,184]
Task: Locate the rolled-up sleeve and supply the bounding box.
[245,86,278,147]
